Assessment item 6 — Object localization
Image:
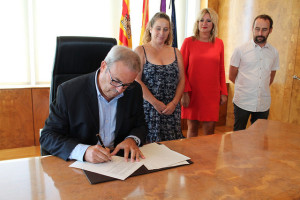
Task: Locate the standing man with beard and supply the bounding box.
[229,14,280,131]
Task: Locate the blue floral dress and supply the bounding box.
[142,46,184,143]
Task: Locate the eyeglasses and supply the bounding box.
[107,67,134,89]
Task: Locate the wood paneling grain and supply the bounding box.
[268,0,300,123]
[0,89,34,149]
[288,19,300,125]
[32,88,50,145]
[216,83,229,126]
[208,0,219,13]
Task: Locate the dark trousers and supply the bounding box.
[233,103,269,131]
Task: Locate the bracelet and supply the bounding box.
[171,101,177,106]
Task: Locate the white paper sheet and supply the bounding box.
[140,143,190,170]
[69,156,143,180]
[69,143,190,180]
[169,160,190,167]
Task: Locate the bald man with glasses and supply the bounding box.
[40,46,147,163]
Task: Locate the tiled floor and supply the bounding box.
[0,126,233,161]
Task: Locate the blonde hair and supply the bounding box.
[193,8,218,43]
[142,12,173,46]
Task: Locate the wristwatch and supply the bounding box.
[126,136,140,146]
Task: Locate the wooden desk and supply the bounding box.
[1,120,300,199]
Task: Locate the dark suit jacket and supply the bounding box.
[40,71,147,160]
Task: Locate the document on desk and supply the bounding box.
[69,156,143,180]
[69,143,191,181]
[140,143,190,170]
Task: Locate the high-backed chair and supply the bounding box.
[50,36,117,104]
[41,36,117,156]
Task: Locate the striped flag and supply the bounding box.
[119,0,132,48]
[170,0,177,48]
[139,0,149,45]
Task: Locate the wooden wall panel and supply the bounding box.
[288,19,300,125]
[267,0,300,123]
[216,90,228,126]
[0,89,34,149]
[208,0,219,13]
[217,0,300,126]
[32,88,50,146]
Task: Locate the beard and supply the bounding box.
[254,35,267,44]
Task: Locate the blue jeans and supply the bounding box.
[233,103,269,131]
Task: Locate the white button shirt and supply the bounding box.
[230,40,280,112]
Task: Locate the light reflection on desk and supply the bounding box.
[0,120,300,199]
[0,157,60,200]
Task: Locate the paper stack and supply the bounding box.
[70,143,190,180]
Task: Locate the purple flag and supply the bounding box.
[160,0,166,13]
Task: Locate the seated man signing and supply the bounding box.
[40,45,147,163]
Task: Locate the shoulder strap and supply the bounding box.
[173,47,177,61]
[142,46,148,61]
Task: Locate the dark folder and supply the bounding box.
[83,160,193,184]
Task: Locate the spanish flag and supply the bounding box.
[139,0,149,45]
[119,0,132,48]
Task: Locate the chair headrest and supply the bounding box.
[53,36,117,75]
[49,36,117,104]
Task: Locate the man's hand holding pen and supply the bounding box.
[83,134,145,164]
[84,145,112,163]
[83,134,112,163]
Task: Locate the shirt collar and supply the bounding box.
[94,69,124,102]
[251,39,270,48]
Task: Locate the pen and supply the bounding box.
[96,134,105,148]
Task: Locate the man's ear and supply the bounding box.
[100,61,106,73]
[269,27,273,34]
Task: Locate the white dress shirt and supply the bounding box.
[230,40,280,112]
